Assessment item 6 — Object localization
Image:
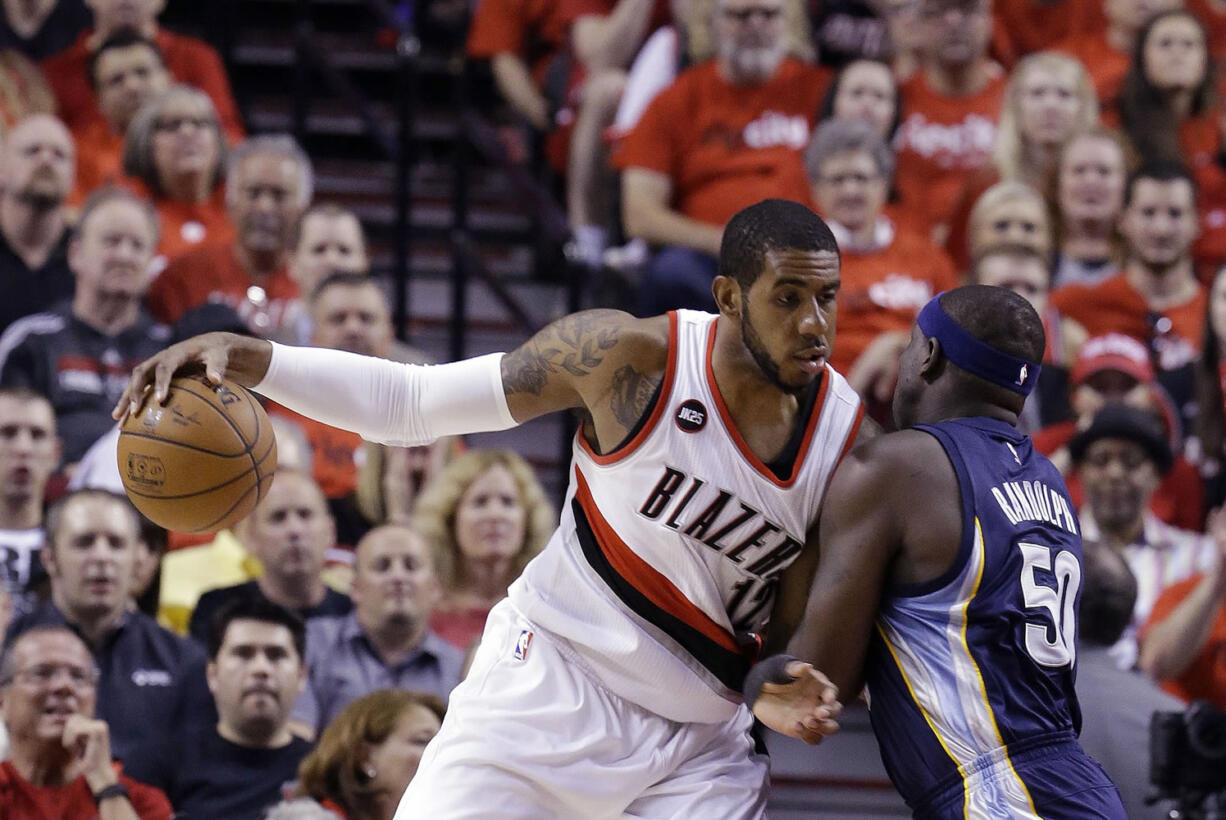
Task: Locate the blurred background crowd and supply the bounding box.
[1,0,1226,817]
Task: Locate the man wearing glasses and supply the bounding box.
[4,489,210,770]
[0,624,171,818]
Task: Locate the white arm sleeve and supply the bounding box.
[253,343,517,446]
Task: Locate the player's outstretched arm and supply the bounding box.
[115,310,659,447]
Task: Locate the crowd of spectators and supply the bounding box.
[0,0,1226,816]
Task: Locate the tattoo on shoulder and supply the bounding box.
[502,310,623,397]
[610,365,661,429]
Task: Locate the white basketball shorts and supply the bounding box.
[392,599,768,819]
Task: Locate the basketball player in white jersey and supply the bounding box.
[114,199,868,818]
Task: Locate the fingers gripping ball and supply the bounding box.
[117,375,277,532]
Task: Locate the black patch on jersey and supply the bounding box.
[675,399,707,433]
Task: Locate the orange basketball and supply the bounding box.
[117,374,277,533]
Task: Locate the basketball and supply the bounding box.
[116,374,278,533]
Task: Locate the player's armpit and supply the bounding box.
[501,309,667,424]
[787,435,909,697]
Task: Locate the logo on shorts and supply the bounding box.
[675,399,707,433]
[513,630,533,661]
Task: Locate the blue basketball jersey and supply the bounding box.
[865,417,1091,818]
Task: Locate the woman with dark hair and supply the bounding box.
[297,690,445,820]
[123,84,231,263]
[1115,9,1217,167]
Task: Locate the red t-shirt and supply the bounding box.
[42,29,244,141]
[0,762,172,820]
[466,0,568,83]
[268,402,363,499]
[70,119,132,204]
[613,58,829,227]
[150,186,235,263]
[1186,0,1226,61]
[892,71,1008,237]
[1054,30,1128,104]
[992,0,1103,62]
[827,227,958,374]
[558,0,671,31]
[1145,574,1226,709]
[146,241,298,335]
[1049,273,1206,371]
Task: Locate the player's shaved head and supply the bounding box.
[939,285,1046,365]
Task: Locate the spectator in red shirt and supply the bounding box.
[40,0,243,141]
[145,133,312,336]
[805,118,956,416]
[72,30,168,203]
[1115,10,1218,168]
[616,0,828,313]
[1052,160,1206,381]
[1053,126,1130,288]
[992,0,1103,61]
[123,85,231,265]
[891,0,1007,245]
[466,0,566,135]
[0,625,172,819]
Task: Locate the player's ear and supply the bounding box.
[920,337,943,379]
[712,276,741,319]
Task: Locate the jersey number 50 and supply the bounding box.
[1018,543,1080,668]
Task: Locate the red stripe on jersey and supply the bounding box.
[835,403,867,470]
[573,466,742,653]
[702,321,829,487]
[578,311,679,465]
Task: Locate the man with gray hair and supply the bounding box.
[805,118,956,413]
[147,133,313,336]
[614,0,828,314]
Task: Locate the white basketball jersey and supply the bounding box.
[509,310,864,723]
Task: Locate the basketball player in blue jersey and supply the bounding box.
[746,285,1127,819]
[114,199,866,819]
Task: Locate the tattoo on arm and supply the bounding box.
[609,365,661,429]
[502,311,623,397]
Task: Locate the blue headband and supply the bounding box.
[916,296,1040,396]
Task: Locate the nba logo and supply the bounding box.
[513,630,533,661]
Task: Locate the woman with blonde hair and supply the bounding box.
[297,690,445,820]
[412,449,556,649]
[966,180,1054,261]
[947,52,1097,267]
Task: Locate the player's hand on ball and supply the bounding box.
[751,661,842,745]
[113,332,272,422]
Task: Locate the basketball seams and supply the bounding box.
[117,430,254,459]
[170,380,259,454]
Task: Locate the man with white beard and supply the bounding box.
[615,0,829,315]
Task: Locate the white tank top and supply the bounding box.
[509,310,864,723]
